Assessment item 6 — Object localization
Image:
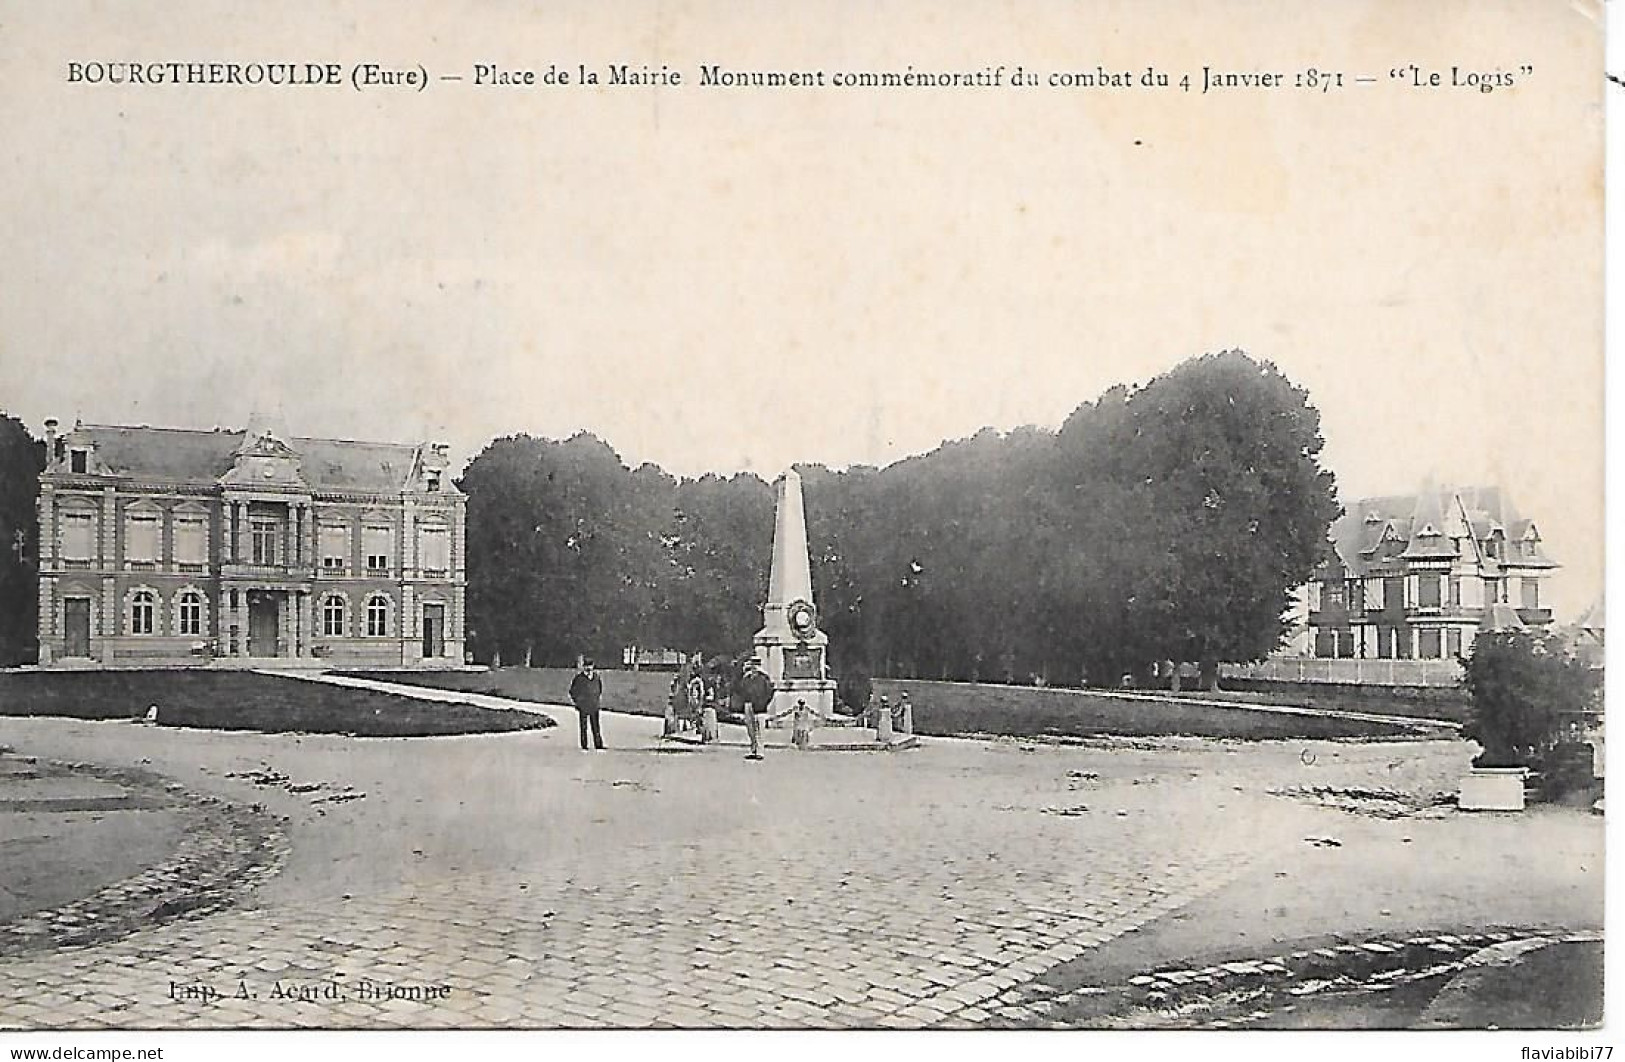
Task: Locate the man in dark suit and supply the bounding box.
[569,658,605,750]
[736,656,776,761]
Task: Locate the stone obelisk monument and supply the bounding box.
[753,469,838,724]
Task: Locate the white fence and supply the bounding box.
[1221,657,1464,688]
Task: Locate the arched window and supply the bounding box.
[322,595,347,637]
[130,590,156,635]
[366,595,389,637]
[177,590,204,636]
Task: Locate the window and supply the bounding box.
[62,510,94,565]
[320,524,350,572]
[1521,578,1540,609]
[1384,576,1404,611]
[125,512,160,565]
[419,524,449,574]
[426,471,442,493]
[1418,629,1442,659]
[1378,627,1396,659]
[1446,629,1462,658]
[130,590,156,635]
[174,515,207,570]
[69,449,87,473]
[251,517,279,566]
[366,595,389,637]
[364,525,392,572]
[322,596,347,637]
[1417,574,1442,609]
[177,591,204,636]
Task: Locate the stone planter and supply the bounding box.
[1458,766,1528,811]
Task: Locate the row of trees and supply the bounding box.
[463,350,1342,687]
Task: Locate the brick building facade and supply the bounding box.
[1302,483,1557,662]
[35,419,465,668]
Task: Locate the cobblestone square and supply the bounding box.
[0,698,1603,1030]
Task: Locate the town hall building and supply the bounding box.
[35,418,466,668]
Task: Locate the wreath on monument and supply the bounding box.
[787,599,818,638]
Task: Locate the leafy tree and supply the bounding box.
[660,473,772,654]
[455,349,1339,691]
[1084,351,1340,687]
[0,415,43,666]
[1462,630,1598,769]
[459,432,668,666]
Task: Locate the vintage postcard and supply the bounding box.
[0,1,1609,1057]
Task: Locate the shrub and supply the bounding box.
[1461,631,1598,769]
[836,669,873,716]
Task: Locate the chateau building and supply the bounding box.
[35,418,466,668]
[1303,484,1557,661]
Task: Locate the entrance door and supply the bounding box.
[422,604,444,659]
[64,599,91,657]
[248,594,280,657]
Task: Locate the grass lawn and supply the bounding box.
[346,667,674,717]
[870,678,1422,740]
[1200,680,1470,723]
[353,667,1423,741]
[0,671,555,737]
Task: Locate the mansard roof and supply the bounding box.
[1323,483,1556,578]
[60,424,448,495]
[1401,487,1455,559]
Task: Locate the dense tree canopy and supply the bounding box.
[459,350,1341,687]
[0,414,43,666]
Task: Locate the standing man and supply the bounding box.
[570,658,605,751]
[736,656,776,761]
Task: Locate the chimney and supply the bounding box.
[43,418,59,462]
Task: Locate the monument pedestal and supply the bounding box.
[755,634,837,726]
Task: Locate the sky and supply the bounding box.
[0,0,1606,619]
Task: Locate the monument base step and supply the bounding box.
[659,730,919,752]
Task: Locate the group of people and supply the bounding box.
[667,652,777,759]
[570,652,779,759]
[570,655,912,757]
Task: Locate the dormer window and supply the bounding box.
[426,470,442,493]
[69,449,88,474]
